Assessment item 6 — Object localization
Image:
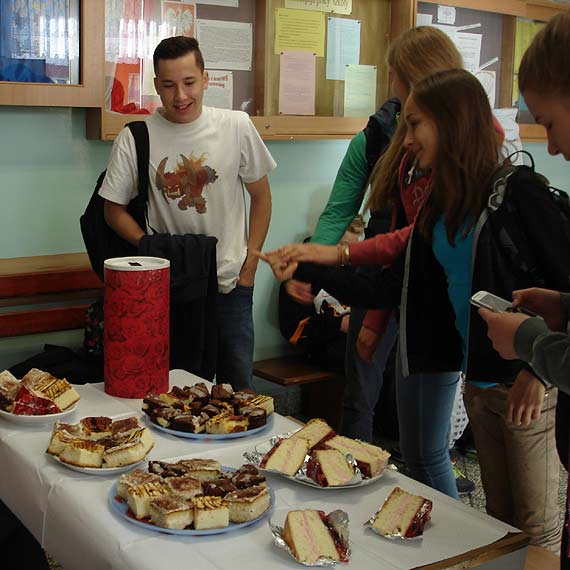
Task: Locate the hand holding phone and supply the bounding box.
[471,291,538,316]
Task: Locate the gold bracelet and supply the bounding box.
[337,243,343,267]
[340,243,350,266]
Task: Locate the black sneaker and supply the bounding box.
[452,464,475,495]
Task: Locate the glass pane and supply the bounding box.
[0,0,80,84]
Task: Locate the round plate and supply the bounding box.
[49,453,148,476]
[0,403,78,425]
[251,439,386,490]
[146,413,273,440]
[108,473,275,535]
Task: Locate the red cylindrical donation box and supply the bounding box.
[104,256,170,398]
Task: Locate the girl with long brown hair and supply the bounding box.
[270,67,567,549]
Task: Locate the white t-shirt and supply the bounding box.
[99,106,276,293]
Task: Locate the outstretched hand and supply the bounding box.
[255,249,298,282]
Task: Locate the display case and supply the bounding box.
[0,0,103,108]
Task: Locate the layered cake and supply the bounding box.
[59,439,105,468]
[117,469,162,500]
[80,416,113,440]
[166,476,203,500]
[103,439,146,468]
[11,385,61,416]
[46,422,84,456]
[260,437,310,476]
[126,480,170,519]
[306,449,355,487]
[224,485,270,523]
[371,487,432,538]
[248,395,274,416]
[324,436,390,478]
[238,406,267,429]
[149,495,193,530]
[148,460,190,478]
[192,496,229,530]
[171,412,208,433]
[0,370,20,410]
[288,418,335,448]
[283,510,341,563]
[205,412,248,434]
[231,464,266,489]
[201,478,237,497]
[177,459,222,481]
[211,383,234,401]
[25,372,79,411]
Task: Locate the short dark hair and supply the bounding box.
[153,36,205,75]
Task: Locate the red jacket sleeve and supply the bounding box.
[348,224,413,266]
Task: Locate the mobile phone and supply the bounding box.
[470,291,512,313]
[470,291,538,316]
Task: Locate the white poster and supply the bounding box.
[437,5,456,25]
[456,31,482,72]
[204,70,233,109]
[326,17,361,81]
[197,19,252,70]
[474,69,496,108]
[197,0,238,6]
[416,13,433,26]
[344,64,376,117]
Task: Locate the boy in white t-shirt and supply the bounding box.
[99,36,276,390]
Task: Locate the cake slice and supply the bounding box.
[211,383,234,401]
[205,412,248,434]
[324,436,389,478]
[149,495,193,530]
[192,496,229,530]
[176,459,222,482]
[248,395,274,416]
[166,476,203,500]
[171,412,208,433]
[231,464,266,489]
[80,416,113,440]
[11,385,61,416]
[306,449,355,487]
[59,439,105,468]
[30,375,80,411]
[224,485,270,523]
[21,368,50,388]
[103,439,146,468]
[46,422,84,455]
[126,480,171,519]
[238,406,267,429]
[201,478,237,497]
[0,370,20,410]
[260,437,310,476]
[371,487,432,538]
[283,510,341,563]
[117,469,162,500]
[288,418,335,449]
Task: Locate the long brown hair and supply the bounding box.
[519,11,570,97]
[412,69,499,243]
[367,26,463,212]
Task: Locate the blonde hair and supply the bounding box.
[519,11,570,97]
[367,27,463,212]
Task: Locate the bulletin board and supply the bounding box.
[417,2,504,109]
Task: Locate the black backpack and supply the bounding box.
[80,121,150,280]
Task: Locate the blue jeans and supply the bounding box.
[396,354,460,499]
[340,307,399,442]
[216,284,254,391]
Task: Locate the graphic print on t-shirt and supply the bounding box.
[155,153,218,214]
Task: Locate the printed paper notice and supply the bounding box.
[344,64,376,117]
[162,1,196,37]
[204,70,233,110]
[437,5,456,25]
[285,0,352,14]
[279,51,316,115]
[456,32,482,72]
[474,69,496,108]
[196,0,238,6]
[275,8,325,57]
[416,13,433,26]
[326,17,361,81]
[197,20,252,70]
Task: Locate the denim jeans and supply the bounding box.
[340,307,399,442]
[396,354,460,499]
[216,283,254,391]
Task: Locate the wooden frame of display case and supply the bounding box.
[85,0,567,141]
[0,0,104,108]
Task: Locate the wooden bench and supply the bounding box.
[252,355,344,429]
[0,253,103,337]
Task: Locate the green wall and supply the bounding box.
[0,107,568,370]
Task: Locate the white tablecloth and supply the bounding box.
[0,370,525,570]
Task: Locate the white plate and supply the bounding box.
[0,403,78,425]
[244,437,387,490]
[146,413,274,440]
[49,453,147,476]
[108,468,274,535]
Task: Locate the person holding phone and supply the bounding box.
[263,68,569,550]
[477,12,570,569]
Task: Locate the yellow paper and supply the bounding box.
[275,8,325,57]
[285,0,352,15]
[512,18,545,103]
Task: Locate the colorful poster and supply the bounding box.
[162,1,196,38]
[285,0,352,15]
[275,8,325,57]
